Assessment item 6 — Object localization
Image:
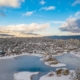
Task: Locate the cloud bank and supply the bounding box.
[0,0,24,8]
[59,18,80,33]
[0,23,50,37]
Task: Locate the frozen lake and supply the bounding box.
[0,54,80,80]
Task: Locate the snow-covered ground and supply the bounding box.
[14,72,39,80]
[14,70,75,80]
[40,56,66,67]
[40,70,75,80]
[0,53,42,59]
[0,49,80,60]
[70,51,80,58]
[45,62,66,67]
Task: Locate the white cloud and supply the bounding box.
[0,0,24,8]
[75,11,80,17]
[72,0,80,6]
[40,6,56,10]
[23,11,34,16]
[40,0,46,5]
[59,18,80,33]
[0,23,50,34]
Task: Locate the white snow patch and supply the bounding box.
[14,72,39,80]
[40,70,75,80]
[45,62,66,67]
[70,51,80,58]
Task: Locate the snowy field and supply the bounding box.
[13,70,75,80]
[14,72,39,80]
[40,70,75,80]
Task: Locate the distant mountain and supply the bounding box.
[0,33,42,38]
[45,35,80,40]
[0,34,14,37]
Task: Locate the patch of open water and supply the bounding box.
[0,54,80,80]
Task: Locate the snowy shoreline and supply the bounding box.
[0,53,42,59]
[0,50,80,69]
[45,62,66,67]
[40,70,75,80]
[14,72,39,80]
[0,52,67,68]
[70,51,80,58]
[0,50,80,60]
[13,70,75,80]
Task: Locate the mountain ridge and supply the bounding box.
[45,35,80,39]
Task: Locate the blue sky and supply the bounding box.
[0,0,80,37]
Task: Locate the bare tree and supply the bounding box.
[74,69,80,80]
